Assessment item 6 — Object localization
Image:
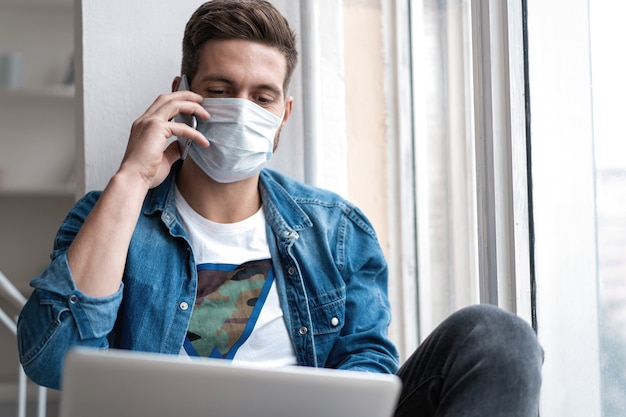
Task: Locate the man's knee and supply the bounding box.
[448,304,544,371]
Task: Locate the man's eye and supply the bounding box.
[254,95,272,105]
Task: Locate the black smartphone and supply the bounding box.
[174,75,197,160]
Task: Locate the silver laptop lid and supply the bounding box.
[59,348,402,417]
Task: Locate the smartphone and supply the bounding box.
[174,75,197,160]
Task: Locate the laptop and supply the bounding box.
[59,348,402,417]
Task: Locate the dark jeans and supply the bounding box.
[394,305,543,417]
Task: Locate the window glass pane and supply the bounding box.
[590,2,626,415]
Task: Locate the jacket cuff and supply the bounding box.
[30,253,123,339]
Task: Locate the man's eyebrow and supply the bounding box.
[255,83,283,97]
[197,75,234,85]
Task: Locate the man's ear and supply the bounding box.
[172,76,182,92]
[281,96,294,127]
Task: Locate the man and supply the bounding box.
[17,1,543,415]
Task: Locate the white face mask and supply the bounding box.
[178,97,283,183]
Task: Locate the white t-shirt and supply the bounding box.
[175,187,297,367]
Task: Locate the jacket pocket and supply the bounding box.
[310,295,345,336]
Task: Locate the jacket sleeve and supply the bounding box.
[16,192,123,390]
[325,206,400,375]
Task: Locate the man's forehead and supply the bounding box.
[195,39,287,90]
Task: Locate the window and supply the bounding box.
[402,0,625,415]
[590,1,626,415]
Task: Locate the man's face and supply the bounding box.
[190,39,293,149]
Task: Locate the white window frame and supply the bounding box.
[469,0,532,319]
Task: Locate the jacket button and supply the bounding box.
[299,326,308,335]
[179,301,189,311]
[68,295,78,304]
[288,267,296,275]
[331,317,339,327]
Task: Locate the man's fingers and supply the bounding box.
[142,91,210,126]
[163,140,185,166]
[169,122,210,148]
[144,90,203,114]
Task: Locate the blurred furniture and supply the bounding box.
[0,270,46,417]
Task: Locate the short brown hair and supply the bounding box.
[182,0,298,92]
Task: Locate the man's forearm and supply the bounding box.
[67,170,150,297]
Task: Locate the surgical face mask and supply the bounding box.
[178,97,283,183]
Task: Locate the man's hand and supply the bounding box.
[119,90,210,189]
[66,91,210,297]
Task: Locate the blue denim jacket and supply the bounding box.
[17,166,399,389]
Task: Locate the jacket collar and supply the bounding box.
[259,169,313,239]
[143,163,313,235]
